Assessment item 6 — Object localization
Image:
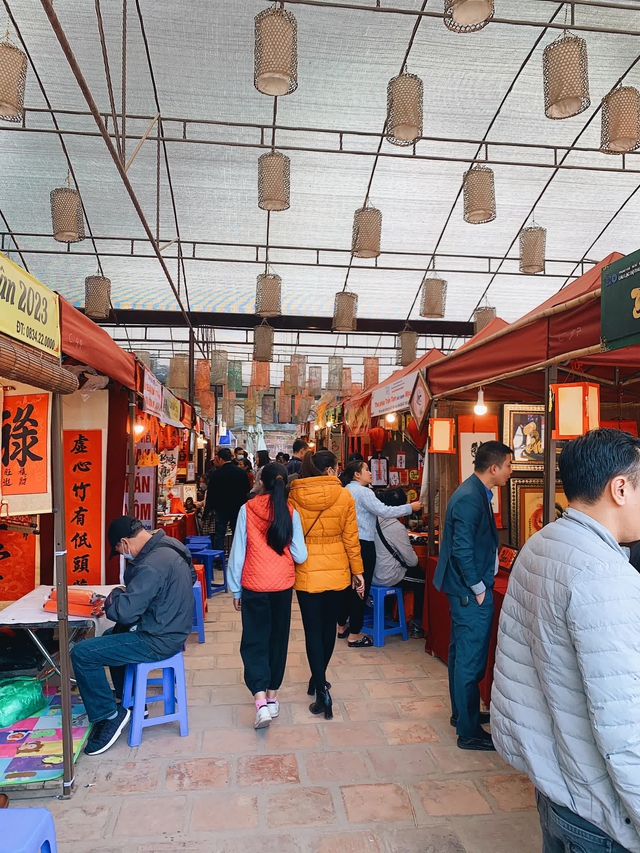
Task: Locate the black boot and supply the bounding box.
[307,677,332,696]
[309,688,333,720]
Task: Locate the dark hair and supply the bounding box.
[260,463,293,554]
[235,446,244,454]
[376,487,407,507]
[293,439,309,455]
[474,440,512,472]
[283,453,290,462]
[339,460,367,486]
[300,449,336,478]
[559,428,640,505]
[257,450,270,468]
[347,452,364,463]
[217,446,232,462]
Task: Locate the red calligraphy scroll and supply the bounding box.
[0,515,38,602]
[1,394,49,496]
[63,429,103,586]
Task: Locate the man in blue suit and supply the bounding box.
[434,440,512,751]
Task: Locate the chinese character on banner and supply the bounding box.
[0,515,38,603]
[64,429,103,585]
[1,394,49,498]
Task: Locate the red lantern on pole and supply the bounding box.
[369,426,386,453]
[406,416,428,451]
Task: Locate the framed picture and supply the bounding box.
[396,452,406,469]
[503,405,545,471]
[399,468,409,486]
[510,478,568,548]
[369,457,388,487]
[409,371,430,432]
[389,470,400,487]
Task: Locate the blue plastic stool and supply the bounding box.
[122,652,189,747]
[191,581,205,643]
[0,808,57,853]
[361,585,409,647]
[192,549,227,597]
[186,536,211,545]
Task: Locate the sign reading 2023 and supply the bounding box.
[0,252,61,357]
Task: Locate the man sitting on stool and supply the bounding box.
[71,516,196,756]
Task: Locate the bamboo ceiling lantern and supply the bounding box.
[258,151,290,211]
[169,355,189,390]
[135,350,152,369]
[352,206,382,258]
[473,305,496,334]
[327,356,343,391]
[254,5,297,97]
[254,321,274,362]
[256,272,282,317]
[0,36,27,122]
[51,183,85,243]
[333,291,358,332]
[387,72,423,146]
[444,0,494,33]
[519,224,547,274]
[84,274,111,320]
[601,86,640,154]
[420,275,447,318]
[543,32,590,120]
[463,166,496,224]
[397,328,418,367]
[210,350,229,386]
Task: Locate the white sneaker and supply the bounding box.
[254,705,271,729]
[267,700,279,719]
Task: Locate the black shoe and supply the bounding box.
[409,622,425,639]
[309,688,333,720]
[85,705,131,756]
[307,678,332,697]
[457,734,495,751]
[337,626,350,640]
[450,712,490,727]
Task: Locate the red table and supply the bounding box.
[185,512,198,538]
[157,514,187,542]
[423,556,510,706]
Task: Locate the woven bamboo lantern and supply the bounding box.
[352,206,382,258]
[443,0,494,32]
[420,276,447,318]
[333,291,358,332]
[474,306,496,334]
[169,355,189,389]
[262,394,275,425]
[463,166,496,224]
[543,33,590,120]
[397,329,418,367]
[278,381,291,423]
[51,186,85,243]
[342,367,353,396]
[0,38,27,122]
[254,321,274,362]
[227,359,242,392]
[84,275,111,320]
[601,86,640,154]
[519,224,547,274]
[387,72,423,146]
[327,356,343,391]
[195,359,211,393]
[308,365,322,396]
[258,151,290,211]
[210,350,228,386]
[254,5,297,96]
[198,390,215,419]
[134,350,152,369]
[256,272,282,317]
[251,360,271,390]
[363,357,379,389]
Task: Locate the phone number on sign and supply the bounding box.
[16,320,57,353]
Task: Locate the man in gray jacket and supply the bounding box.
[492,429,640,853]
[71,516,196,756]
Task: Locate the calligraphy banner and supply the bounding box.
[124,441,156,531]
[0,514,39,603]
[0,384,52,516]
[64,429,103,586]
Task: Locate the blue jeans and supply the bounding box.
[447,588,494,737]
[536,790,632,853]
[70,628,166,723]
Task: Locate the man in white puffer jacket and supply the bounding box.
[492,428,640,853]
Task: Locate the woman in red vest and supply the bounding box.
[228,462,308,729]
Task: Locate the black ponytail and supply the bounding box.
[339,460,366,486]
[261,462,293,555]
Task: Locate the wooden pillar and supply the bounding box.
[543,365,558,526]
[188,329,195,406]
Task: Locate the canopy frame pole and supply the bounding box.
[128,391,136,514]
[427,401,436,557]
[542,366,558,527]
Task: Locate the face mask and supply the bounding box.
[236,454,244,461]
[121,543,134,561]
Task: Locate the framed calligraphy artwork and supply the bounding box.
[64,429,103,585]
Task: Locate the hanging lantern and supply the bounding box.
[397,329,418,367]
[222,390,236,425]
[420,276,447,318]
[84,275,111,320]
[291,353,306,392]
[254,5,297,97]
[278,381,291,423]
[210,350,229,386]
[333,291,358,332]
[543,32,590,120]
[198,390,215,419]
[519,224,547,274]
[352,206,382,258]
[443,0,494,32]
[195,359,211,393]
[387,72,423,146]
[295,395,313,425]
[463,166,496,224]
[352,381,363,395]
[0,38,27,122]
[600,86,640,154]
[428,418,456,453]
[169,355,189,389]
[342,367,353,397]
[551,382,600,439]
[308,365,322,396]
[262,394,275,425]
[255,272,282,317]
[135,350,152,369]
[253,321,274,362]
[369,426,386,453]
[363,357,379,390]
[258,151,290,211]
[473,306,496,334]
[227,359,242,392]
[51,186,85,243]
[244,396,257,426]
[251,360,271,390]
[327,356,343,391]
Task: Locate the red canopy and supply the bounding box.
[59,296,136,390]
[344,347,444,414]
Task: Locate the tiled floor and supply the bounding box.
[35,595,542,852]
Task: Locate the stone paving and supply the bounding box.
[39,595,541,852]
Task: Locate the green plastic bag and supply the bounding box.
[0,677,46,729]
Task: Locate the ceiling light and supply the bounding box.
[386,413,397,424]
[519,224,546,275]
[84,274,111,320]
[332,291,358,332]
[253,321,274,363]
[397,328,417,366]
[258,151,290,211]
[474,388,487,416]
[51,184,85,243]
[0,37,27,122]
[254,5,298,97]
[420,276,447,319]
[387,72,423,146]
[444,0,494,32]
[134,422,145,436]
[600,85,640,154]
[463,166,496,224]
[352,205,382,258]
[543,32,590,120]
[473,306,496,334]
[255,272,282,317]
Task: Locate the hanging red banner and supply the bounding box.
[2,393,49,497]
[0,515,38,602]
[64,429,103,585]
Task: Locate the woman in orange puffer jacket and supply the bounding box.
[288,450,364,719]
